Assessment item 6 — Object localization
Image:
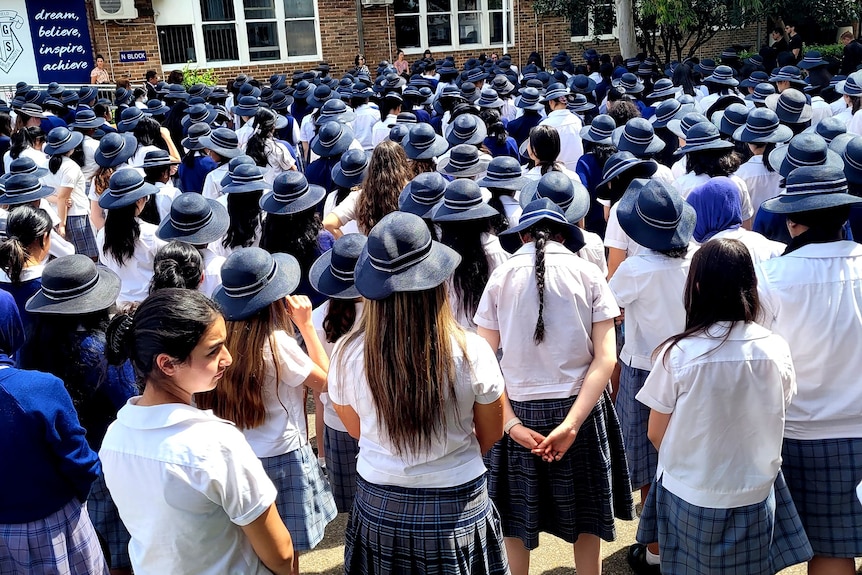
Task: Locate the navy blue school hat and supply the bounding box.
[431,179,499,222]
[309,233,367,299]
[214,247,301,321]
[157,192,229,245]
[399,172,448,219]
[762,165,860,214]
[498,198,586,254]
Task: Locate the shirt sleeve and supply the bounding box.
[603,206,631,251]
[473,267,503,331]
[58,161,80,189]
[636,346,678,414]
[330,190,360,226]
[590,268,622,321]
[327,339,358,407]
[273,330,314,388]
[754,265,777,329]
[469,337,505,404]
[607,259,638,307]
[732,176,755,221]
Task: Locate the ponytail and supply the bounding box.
[532,228,549,344]
[103,203,141,265]
[105,312,134,365]
[0,206,51,283]
[48,154,63,174]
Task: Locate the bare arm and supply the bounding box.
[240,503,294,575]
[647,410,671,451]
[322,213,344,239]
[606,247,626,280]
[89,200,105,231]
[54,186,72,238]
[285,295,329,393]
[473,396,504,454]
[333,403,361,439]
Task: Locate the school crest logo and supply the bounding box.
[0,10,24,74]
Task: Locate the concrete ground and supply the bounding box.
[302,413,860,575]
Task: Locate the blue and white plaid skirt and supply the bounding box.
[323,425,359,513]
[486,391,635,550]
[615,363,657,490]
[345,474,509,575]
[66,214,98,259]
[637,472,813,574]
[782,437,862,557]
[260,443,338,551]
[0,498,109,574]
[87,472,131,570]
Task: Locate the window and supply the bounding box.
[394,0,512,51]
[570,2,616,40]
[154,0,320,66]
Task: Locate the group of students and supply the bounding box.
[1,43,861,575]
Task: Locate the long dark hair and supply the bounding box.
[672,63,697,96]
[9,126,44,160]
[103,203,141,265]
[480,108,508,147]
[0,206,51,283]
[438,219,492,323]
[659,238,758,365]
[259,209,322,272]
[486,188,513,234]
[520,220,570,344]
[323,299,358,343]
[687,149,741,177]
[134,116,168,150]
[529,125,563,174]
[149,241,204,293]
[223,192,263,250]
[246,108,278,168]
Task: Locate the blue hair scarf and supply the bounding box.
[0,290,24,366]
[686,176,742,243]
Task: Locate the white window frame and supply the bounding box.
[570,2,617,42]
[393,0,514,55]
[155,0,322,68]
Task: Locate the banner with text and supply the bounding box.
[0,0,94,86]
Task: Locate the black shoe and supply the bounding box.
[627,543,661,575]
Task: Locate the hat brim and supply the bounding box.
[25,267,121,315]
[0,166,50,182]
[517,180,591,222]
[311,134,352,159]
[617,190,695,251]
[0,184,56,205]
[308,250,361,299]
[70,118,107,130]
[829,134,855,156]
[260,185,326,215]
[515,98,544,111]
[769,147,844,178]
[331,165,368,189]
[613,128,666,156]
[315,111,357,126]
[307,96,333,109]
[579,125,614,144]
[596,160,658,197]
[646,87,681,100]
[673,139,734,156]
[199,135,243,159]
[732,123,794,144]
[156,198,230,245]
[143,105,171,116]
[354,240,460,300]
[761,192,862,214]
[431,200,500,222]
[704,77,739,87]
[799,60,829,70]
[181,136,208,151]
[436,156,490,176]
[98,181,159,210]
[398,187,443,219]
[498,218,586,254]
[222,180,273,195]
[444,123,488,147]
[94,134,139,168]
[44,131,84,156]
[475,174,530,191]
[404,136,449,160]
[182,109,219,130]
[213,252,301,321]
[666,119,689,140]
[231,106,260,117]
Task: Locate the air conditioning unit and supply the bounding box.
[361,0,393,7]
[95,0,139,20]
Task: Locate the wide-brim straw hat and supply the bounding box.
[762,165,861,213]
[309,233,367,299]
[26,255,121,315]
[616,179,695,251]
[213,248,301,321]
[157,192,230,246]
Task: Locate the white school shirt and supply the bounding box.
[81,135,100,182]
[539,109,584,170]
[734,155,782,216]
[235,121,255,149]
[353,104,380,151]
[710,227,784,265]
[673,172,754,221]
[474,241,620,401]
[810,96,833,128]
[328,331,504,488]
[3,147,47,173]
[608,246,695,370]
[371,114,399,147]
[636,321,795,508]
[100,399,276,575]
[6,203,77,257]
[96,219,166,306]
[323,191,360,235]
[834,107,853,130]
[256,139,296,185]
[604,202,645,257]
[848,108,862,136]
[448,233,509,329]
[131,145,161,175]
[45,156,89,217]
[153,181,180,222]
[579,229,608,276]
[757,241,862,440]
[312,300,364,433]
[328,189,361,229]
[241,330,314,458]
[499,195,521,228]
[670,156,687,180]
[831,97,849,117]
[198,247,225,297]
[202,163,230,200]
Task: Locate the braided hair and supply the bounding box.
[532,228,549,344]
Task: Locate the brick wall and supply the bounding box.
[87,0,761,87]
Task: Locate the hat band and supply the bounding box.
[786,150,826,168]
[635,200,683,230]
[232,173,264,184]
[411,191,442,205]
[443,195,482,210]
[101,139,127,159]
[518,208,569,228]
[845,151,862,171]
[486,168,520,180]
[171,209,213,232]
[14,165,38,175]
[454,125,479,140]
[329,262,355,283]
[785,177,847,195]
[41,272,99,301]
[211,134,237,149]
[369,235,433,274]
[342,163,367,177]
[448,156,479,170]
[778,99,804,114]
[624,132,654,145]
[223,260,279,298]
[590,127,613,139]
[50,131,73,148]
[320,129,344,147]
[747,121,779,134]
[110,179,145,197]
[8,182,42,196]
[275,183,310,203]
[685,134,720,145]
[411,136,437,150]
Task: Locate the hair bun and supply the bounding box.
[105,312,134,365]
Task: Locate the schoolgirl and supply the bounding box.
[305,121,355,192]
[576,114,618,237]
[139,149,181,223]
[606,180,696,571]
[431,179,509,329]
[403,122,448,178]
[96,169,167,307]
[756,165,862,575]
[480,108,520,159]
[612,118,676,184]
[732,108,791,217]
[635,237,813,575]
[201,247,337,574]
[0,169,75,259]
[371,92,403,147]
[201,127,244,200]
[156,191,229,297]
[44,126,97,259]
[0,289,108,575]
[475,155,530,232]
[88,132,138,232]
[149,240,204,293]
[22,254,138,574]
[505,87,544,147]
[328,211,508,575]
[309,233,366,513]
[217,163,269,255]
[68,108,106,188]
[523,125,580,183]
[2,125,45,174]
[0,205,50,323]
[177,122,217,194]
[323,149,368,237]
[686,177,785,264]
[100,288,295,575]
[245,108,297,184]
[474,199,633,575]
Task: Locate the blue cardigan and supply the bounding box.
[0,367,101,523]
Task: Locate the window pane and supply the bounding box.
[428,14,451,46]
[245,0,275,19]
[594,3,615,35]
[395,15,421,48]
[200,0,234,21]
[489,12,512,44]
[428,0,450,12]
[247,21,280,60]
[203,23,238,60]
[158,25,196,65]
[458,0,478,10]
[283,0,314,18]
[571,16,588,36]
[458,12,480,44]
[488,0,502,8]
[285,19,318,56]
[393,0,419,13]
